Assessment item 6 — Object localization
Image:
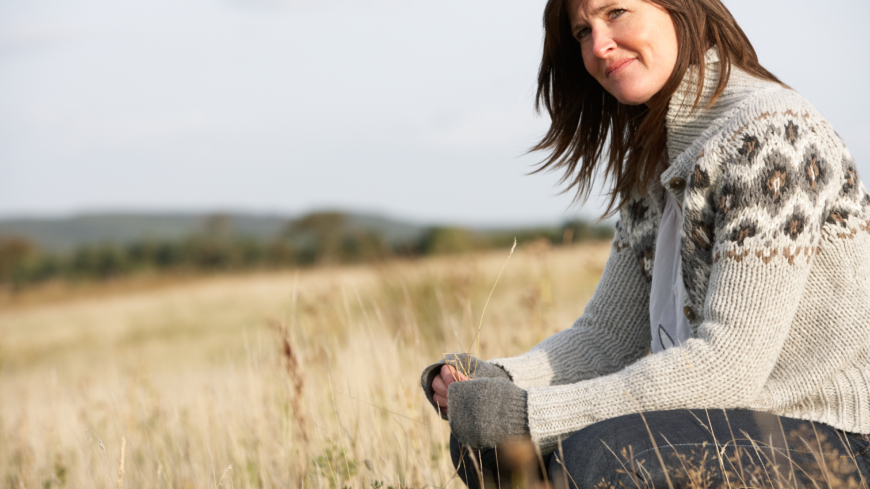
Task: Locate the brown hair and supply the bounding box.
[532,0,782,217]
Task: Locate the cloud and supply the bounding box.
[845,126,870,149]
[223,0,405,12]
[39,110,257,154]
[0,20,81,52]
[418,105,550,152]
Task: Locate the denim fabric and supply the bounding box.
[847,430,870,484]
[550,410,869,489]
[451,409,870,489]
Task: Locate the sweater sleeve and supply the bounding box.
[491,218,653,389]
[521,99,837,451]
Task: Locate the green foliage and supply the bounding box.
[287,212,392,265]
[370,481,397,489]
[419,227,482,255]
[0,236,38,282]
[313,445,357,486]
[0,213,612,291]
[563,219,615,242]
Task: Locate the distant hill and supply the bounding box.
[0,212,427,253]
[0,212,614,289]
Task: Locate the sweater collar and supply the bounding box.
[661,48,781,192]
[664,48,723,165]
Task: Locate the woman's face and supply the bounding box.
[566,0,679,106]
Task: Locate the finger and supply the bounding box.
[441,364,459,381]
[441,365,461,388]
[432,375,448,397]
[440,365,455,387]
[433,393,448,409]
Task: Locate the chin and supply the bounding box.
[608,84,655,106]
[616,97,647,106]
[613,91,653,106]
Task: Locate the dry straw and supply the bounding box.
[116,437,126,489]
[0,240,621,487]
[445,238,517,381]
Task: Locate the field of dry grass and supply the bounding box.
[0,240,611,488]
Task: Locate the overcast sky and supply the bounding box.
[1,0,868,225]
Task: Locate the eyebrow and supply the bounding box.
[571,1,619,34]
[591,1,619,15]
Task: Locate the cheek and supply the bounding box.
[652,37,678,85]
[581,49,601,80]
[650,13,679,77]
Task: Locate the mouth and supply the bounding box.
[605,58,635,78]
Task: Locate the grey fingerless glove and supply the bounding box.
[447,377,529,449]
[420,353,511,419]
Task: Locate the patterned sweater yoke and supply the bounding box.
[492,49,870,451]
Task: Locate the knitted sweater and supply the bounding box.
[491,50,870,451]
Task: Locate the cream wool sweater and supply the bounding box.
[492,50,870,451]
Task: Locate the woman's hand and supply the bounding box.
[431,364,469,415]
[420,353,510,419]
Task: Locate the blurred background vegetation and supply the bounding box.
[0,211,612,291]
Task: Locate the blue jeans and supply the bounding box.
[450,409,870,489]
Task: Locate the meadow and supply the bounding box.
[0,240,610,488]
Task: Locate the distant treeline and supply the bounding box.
[0,212,612,290]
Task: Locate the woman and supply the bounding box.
[420,0,870,487]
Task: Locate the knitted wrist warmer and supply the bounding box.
[420,353,511,420]
[447,378,529,449]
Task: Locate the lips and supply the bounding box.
[605,58,635,77]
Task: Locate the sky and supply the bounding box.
[1,0,868,226]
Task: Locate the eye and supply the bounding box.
[575,27,592,41]
[609,8,627,19]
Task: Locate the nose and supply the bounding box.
[590,29,616,58]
